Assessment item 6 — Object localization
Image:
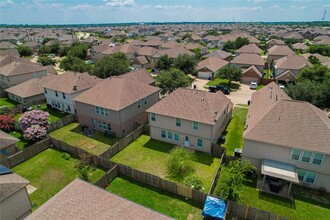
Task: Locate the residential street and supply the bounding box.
[227,84,254,106]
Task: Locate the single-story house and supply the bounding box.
[265,39,285,50]
[196,57,228,79]
[236,44,262,55]
[204,50,232,61]
[146,88,233,153]
[240,65,263,85]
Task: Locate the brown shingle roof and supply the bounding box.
[26,179,172,220]
[197,57,228,72]
[0,130,19,149]
[237,44,262,54]
[136,47,159,57]
[231,53,265,66]
[267,45,295,56]
[42,72,101,94]
[0,171,29,202]
[5,75,57,98]
[205,50,232,60]
[74,77,159,111]
[0,49,19,57]
[242,65,263,78]
[120,69,155,85]
[275,55,312,70]
[0,60,45,77]
[147,88,232,125]
[158,47,194,59]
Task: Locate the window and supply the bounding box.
[150,113,156,121]
[175,118,181,127]
[67,105,71,112]
[312,153,324,165]
[33,72,37,77]
[167,131,173,140]
[98,121,111,131]
[290,149,301,160]
[297,169,306,181]
[44,89,47,94]
[197,138,203,148]
[55,91,58,97]
[62,93,66,99]
[144,98,147,105]
[301,151,313,163]
[96,106,109,117]
[305,172,317,184]
[174,133,180,142]
[161,130,166,138]
[192,121,199,131]
[137,100,141,109]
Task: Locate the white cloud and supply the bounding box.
[224,6,262,12]
[248,0,269,3]
[69,4,92,10]
[104,0,135,7]
[0,0,14,7]
[154,5,192,10]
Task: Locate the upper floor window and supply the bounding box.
[192,121,199,131]
[55,91,58,97]
[62,93,66,99]
[44,89,47,94]
[137,100,141,109]
[312,153,324,165]
[301,151,313,163]
[150,113,156,121]
[144,98,147,105]
[96,106,109,117]
[290,149,301,160]
[175,118,181,127]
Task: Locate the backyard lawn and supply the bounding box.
[50,123,119,155]
[223,107,248,156]
[111,135,220,192]
[0,98,18,108]
[264,69,273,79]
[107,175,203,220]
[257,84,265,90]
[12,148,106,210]
[205,78,240,90]
[239,178,330,220]
[8,130,30,150]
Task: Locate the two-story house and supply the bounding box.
[42,72,101,114]
[146,88,233,153]
[0,130,20,161]
[74,77,160,138]
[242,82,330,192]
[230,53,265,73]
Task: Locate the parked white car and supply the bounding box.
[279,84,285,89]
[250,82,257,90]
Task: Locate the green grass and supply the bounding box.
[261,50,266,56]
[236,104,249,108]
[111,135,220,192]
[12,148,106,210]
[0,98,18,107]
[208,48,217,52]
[50,123,119,155]
[8,130,31,149]
[257,85,265,90]
[223,107,248,156]
[205,78,240,90]
[264,69,273,79]
[107,175,203,220]
[239,179,330,220]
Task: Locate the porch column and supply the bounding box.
[261,175,266,189]
[287,182,292,195]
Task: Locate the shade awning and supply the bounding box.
[202,196,226,220]
[261,159,299,183]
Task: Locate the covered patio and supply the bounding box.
[257,159,299,199]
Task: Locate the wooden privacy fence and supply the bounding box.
[118,164,207,205]
[226,200,289,220]
[208,148,226,195]
[0,138,51,168]
[48,114,75,132]
[99,124,148,159]
[94,165,119,188]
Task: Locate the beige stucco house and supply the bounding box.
[0,167,32,220]
[242,82,330,192]
[74,76,160,138]
[146,88,233,153]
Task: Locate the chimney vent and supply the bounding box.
[73,85,77,91]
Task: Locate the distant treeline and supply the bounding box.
[1,21,329,28]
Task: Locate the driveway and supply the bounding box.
[227,84,254,106]
[191,77,208,91]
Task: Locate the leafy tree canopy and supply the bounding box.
[156,55,173,71]
[216,64,242,85]
[93,52,130,78]
[156,68,192,95]
[173,54,197,74]
[17,45,33,57]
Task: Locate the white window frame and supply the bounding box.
[161,130,166,138]
[312,153,324,166]
[175,118,181,127]
[192,121,199,131]
[305,172,317,184]
[174,133,180,142]
[196,138,203,148]
[96,106,109,117]
[301,150,313,163]
[150,113,156,121]
[290,148,301,161]
[167,131,173,140]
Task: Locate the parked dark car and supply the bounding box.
[208,85,230,94]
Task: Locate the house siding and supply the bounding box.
[242,139,330,191]
[0,70,46,89]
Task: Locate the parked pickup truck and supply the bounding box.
[208,85,231,94]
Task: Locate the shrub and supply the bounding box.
[0,114,15,132]
[19,110,50,131]
[183,176,203,190]
[166,147,196,180]
[23,124,47,141]
[77,166,90,182]
[61,152,71,160]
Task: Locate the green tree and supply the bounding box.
[156,68,192,95]
[166,147,196,181]
[156,55,173,71]
[307,55,321,65]
[214,160,255,201]
[216,64,242,85]
[58,46,70,57]
[49,43,60,54]
[308,44,330,56]
[284,38,301,47]
[173,54,197,74]
[223,41,235,51]
[37,56,55,66]
[297,65,330,83]
[182,33,192,40]
[60,56,91,73]
[190,47,202,60]
[235,37,250,49]
[93,52,130,78]
[17,45,33,57]
[67,44,89,59]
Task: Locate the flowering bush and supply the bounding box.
[19,110,50,141]
[0,114,15,132]
[23,125,48,141]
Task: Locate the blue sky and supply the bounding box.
[0,0,329,24]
